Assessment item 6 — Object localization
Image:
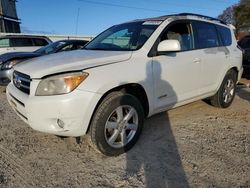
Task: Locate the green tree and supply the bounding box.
[234,0,250,32]
[218,5,236,25]
[218,0,250,33]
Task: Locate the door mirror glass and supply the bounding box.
[157,40,181,52]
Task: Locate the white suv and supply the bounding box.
[6,13,243,156]
[0,34,51,55]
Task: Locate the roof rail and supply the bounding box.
[178,13,227,25]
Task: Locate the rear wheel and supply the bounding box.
[210,70,237,108]
[90,92,144,156]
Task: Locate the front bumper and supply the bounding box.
[6,83,101,137]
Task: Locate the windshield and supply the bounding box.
[85,21,160,51]
[34,41,66,54]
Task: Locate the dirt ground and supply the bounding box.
[0,79,249,188]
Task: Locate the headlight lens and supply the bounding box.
[35,72,89,96]
[1,59,21,70]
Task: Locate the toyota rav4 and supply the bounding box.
[6,13,243,156]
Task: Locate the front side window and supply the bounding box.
[85,21,160,51]
[160,22,194,51]
[194,22,220,49]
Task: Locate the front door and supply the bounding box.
[152,21,201,111]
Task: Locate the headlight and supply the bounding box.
[1,59,22,70]
[35,72,89,96]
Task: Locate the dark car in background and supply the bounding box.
[0,39,89,85]
[238,35,250,78]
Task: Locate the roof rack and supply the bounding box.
[178,13,227,25]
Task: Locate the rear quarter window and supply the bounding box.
[216,25,232,46]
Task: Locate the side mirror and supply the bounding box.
[157,40,181,52]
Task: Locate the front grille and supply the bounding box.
[13,71,31,95]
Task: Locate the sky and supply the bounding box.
[16,0,239,36]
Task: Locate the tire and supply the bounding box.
[90,92,144,156]
[210,70,237,108]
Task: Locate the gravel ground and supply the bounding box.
[0,80,249,188]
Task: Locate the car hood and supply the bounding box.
[0,52,41,63]
[14,50,132,78]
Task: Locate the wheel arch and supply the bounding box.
[230,66,238,77]
[218,67,239,90]
[86,83,149,133]
[210,66,238,108]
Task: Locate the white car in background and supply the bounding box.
[0,34,51,55]
[6,13,243,156]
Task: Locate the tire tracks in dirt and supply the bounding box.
[0,145,35,188]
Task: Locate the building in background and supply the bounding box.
[0,0,20,33]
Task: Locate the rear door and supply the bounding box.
[192,21,229,94]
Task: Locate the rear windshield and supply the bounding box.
[85,21,161,51]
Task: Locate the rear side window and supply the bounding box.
[216,25,232,46]
[194,22,219,49]
[0,38,10,47]
[10,38,33,47]
[33,38,49,46]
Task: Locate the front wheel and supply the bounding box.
[210,70,237,108]
[90,92,144,156]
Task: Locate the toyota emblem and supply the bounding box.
[14,75,22,88]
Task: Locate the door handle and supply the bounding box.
[193,58,201,64]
